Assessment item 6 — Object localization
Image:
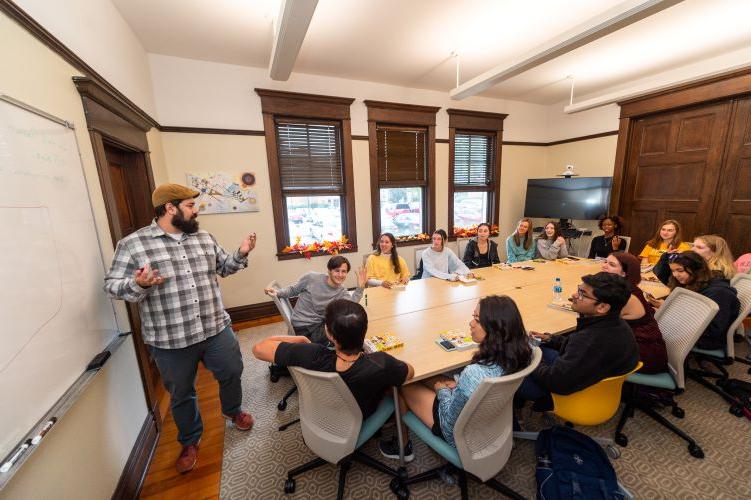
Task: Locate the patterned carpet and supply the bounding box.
[220,322,751,499]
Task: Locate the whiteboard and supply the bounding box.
[0,97,120,462]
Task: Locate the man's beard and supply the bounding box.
[172,211,199,233]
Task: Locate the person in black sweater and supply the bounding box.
[588,215,627,259]
[462,222,501,269]
[515,272,639,412]
[648,251,740,351]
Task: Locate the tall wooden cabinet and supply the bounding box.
[611,69,751,257]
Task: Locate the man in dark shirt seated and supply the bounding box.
[253,299,414,420]
[516,272,640,413]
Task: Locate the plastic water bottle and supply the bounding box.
[552,277,563,303]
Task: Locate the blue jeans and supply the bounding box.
[149,326,244,445]
[515,346,560,412]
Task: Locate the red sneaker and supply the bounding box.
[175,443,199,474]
[227,411,254,431]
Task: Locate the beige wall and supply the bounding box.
[0,12,148,499]
[159,132,552,306]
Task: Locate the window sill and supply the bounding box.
[276,245,359,261]
[394,238,432,247]
[448,233,500,242]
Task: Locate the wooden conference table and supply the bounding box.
[359,258,669,466]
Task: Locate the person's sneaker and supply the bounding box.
[225,411,254,431]
[378,437,414,462]
[175,443,199,474]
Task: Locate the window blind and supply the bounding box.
[276,120,343,192]
[377,126,427,185]
[454,132,495,187]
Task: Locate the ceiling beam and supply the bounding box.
[269,0,318,81]
[450,0,683,100]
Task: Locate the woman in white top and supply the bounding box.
[536,221,568,260]
[421,229,473,280]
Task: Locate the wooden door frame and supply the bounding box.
[610,67,751,219]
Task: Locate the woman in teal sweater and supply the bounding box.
[506,218,535,263]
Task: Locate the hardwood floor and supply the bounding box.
[139,317,280,499]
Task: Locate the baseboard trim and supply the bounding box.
[112,413,159,500]
[227,301,281,323]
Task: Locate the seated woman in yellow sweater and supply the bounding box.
[365,232,411,288]
[639,219,691,266]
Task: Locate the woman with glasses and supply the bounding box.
[651,251,740,350]
[536,221,568,260]
[380,295,532,457]
[601,252,668,373]
[639,219,691,266]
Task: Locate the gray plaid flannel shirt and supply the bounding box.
[104,220,248,349]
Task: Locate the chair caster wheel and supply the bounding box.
[672,406,685,418]
[284,478,295,494]
[390,477,410,499]
[688,444,704,459]
[270,374,280,383]
[606,445,621,459]
[730,405,744,417]
[278,400,287,411]
[615,433,628,447]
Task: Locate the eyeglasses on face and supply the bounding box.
[576,286,599,301]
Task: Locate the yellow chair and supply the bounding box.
[515,362,643,460]
[553,362,643,427]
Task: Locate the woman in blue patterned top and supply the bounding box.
[380,295,533,459]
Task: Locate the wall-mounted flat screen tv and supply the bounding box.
[523,177,612,221]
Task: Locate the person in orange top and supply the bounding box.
[638,219,691,266]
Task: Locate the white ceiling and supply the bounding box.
[112,0,751,105]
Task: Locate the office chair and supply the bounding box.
[515,362,643,460]
[687,274,751,413]
[266,280,299,426]
[283,367,401,499]
[397,347,541,500]
[614,287,717,458]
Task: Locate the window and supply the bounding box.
[257,89,357,258]
[377,126,427,237]
[365,100,439,245]
[447,109,507,239]
[276,120,345,245]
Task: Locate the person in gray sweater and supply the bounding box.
[264,255,366,344]
[536,221,568,260]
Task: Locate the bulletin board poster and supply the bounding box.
[186,171,259,214]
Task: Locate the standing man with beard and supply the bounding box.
[104,183,256,474]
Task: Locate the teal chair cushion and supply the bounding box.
[627,371,676,390]
[356,397,395,449]
[402,411,462,469]
[691,347,726,359]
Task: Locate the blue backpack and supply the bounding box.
[535,425,624,500]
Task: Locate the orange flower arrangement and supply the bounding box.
[395,233,431,243]
[453,224,500,238]
[281,235,353,259]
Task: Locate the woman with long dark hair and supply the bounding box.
[651,251,740,350]
[380,295,533,458]
[601,252,667,373]
[365,232,411,288]
[421,229,473,281]
[536,221,568,260]
[462,222,501,269]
